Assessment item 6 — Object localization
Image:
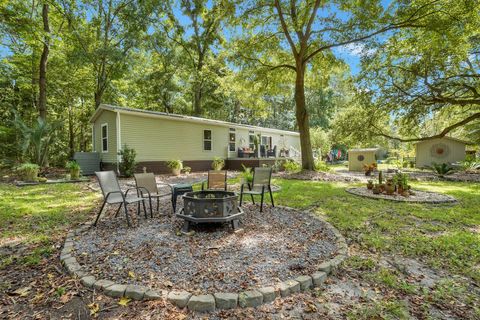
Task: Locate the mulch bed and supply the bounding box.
[276,170,361,182]
[346,187,458,204]
[73,200,338,295]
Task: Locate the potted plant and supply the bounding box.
[385,179,395,195]
[367,180,374,190]
[167,160,183,176]
[211,157,225,170]
[372,184,380,194]
[182,166,192,175]
[17,163,40,182]
[66,160,81,180]
[363,163,377,176]
[240,165,253,185]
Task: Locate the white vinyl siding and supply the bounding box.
[93,110,117,162]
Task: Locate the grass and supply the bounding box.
[0,183,98,267]
[1,177,478,317]
[273,179,480,282]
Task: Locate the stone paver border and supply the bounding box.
[61,206,347,311]
[345,187,458,204]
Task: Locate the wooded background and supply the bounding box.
[1,0,478,168]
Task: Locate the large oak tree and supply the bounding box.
[235,0,446,169]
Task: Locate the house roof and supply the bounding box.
[348,148,379,152]
[414,136,470,145]
[90,104,300,136]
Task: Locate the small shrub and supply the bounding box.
[17,163,40,181]
[429,162,454,177]
[314,159,330,172]
[240,164,253,184]
[283,159,301,173]
[118,144,137,177]
[460,155,479,172]
[182,166,191,174]
[272,160,283,173]
[65,160,81,180]
[167,159,183,170]
[211,157,225,170]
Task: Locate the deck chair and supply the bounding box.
[201,170,228,191]
[94,171,147,227]
[239,167,274,212]
[134,173,168,216]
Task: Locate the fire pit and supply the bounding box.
[176,190,244,233]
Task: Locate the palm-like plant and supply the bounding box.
[429,162,455,177]
[13,114,62,167]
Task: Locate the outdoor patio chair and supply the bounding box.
[260,145,266,157]
[94,171,147,227]
[239,167,274,212]
[201,170,227,191]
[134,172,169,216]
[267,145,277,157]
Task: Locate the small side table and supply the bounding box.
[170,183,193,213]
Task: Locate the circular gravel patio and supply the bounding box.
[61,199,348,311]
[346,187,457,204]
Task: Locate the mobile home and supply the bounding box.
[90,104,301,173]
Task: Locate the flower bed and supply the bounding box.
[346,187,457,204]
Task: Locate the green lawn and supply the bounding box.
[1,178,478,318]
[274,179,480,282]
[0,183,98,267]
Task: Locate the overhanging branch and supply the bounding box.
[372,112,480,143]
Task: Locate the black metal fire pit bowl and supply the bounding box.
[176,190,244,233]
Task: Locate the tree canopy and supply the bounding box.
[0,0,478,168]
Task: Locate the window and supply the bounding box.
[249,131,255,150]
[203,129,212,151]
[261,135,272,149]
[101,123,108,152]
[229,128,236,152]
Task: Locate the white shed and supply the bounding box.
[415,137,467,168]
[348,148,379,171]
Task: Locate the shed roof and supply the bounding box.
[90,104,300,136]
[348,148,379,152]
[414,136,469,145]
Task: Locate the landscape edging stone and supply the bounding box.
[62,206,348,311]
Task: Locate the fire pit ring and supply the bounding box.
[176,190,244,233]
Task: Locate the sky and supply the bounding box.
[0,2,375,76]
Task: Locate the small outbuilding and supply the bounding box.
[348,148,379,171]
[415,137,467,168]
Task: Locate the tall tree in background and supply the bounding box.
[356,0,480,143]
[160,0,232,116]
[38,2,50,121]
[236,0,442,170]
[61,0,154,109]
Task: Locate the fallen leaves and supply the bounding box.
[118,297,131,307]
[88,302,99,316]
[12,286,31,297]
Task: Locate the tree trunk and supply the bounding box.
[294,63,314,170]
[68,106,75,158]
[38,3,49,121]
[193,85,202,116]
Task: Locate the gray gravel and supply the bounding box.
[73,199,338,294]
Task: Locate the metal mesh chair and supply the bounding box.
[134,173,169,216]
[201,170,227,191]
[239,167,274,212]
[94,171,147,227]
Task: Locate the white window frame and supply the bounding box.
[101,123,108,153]
[203,129,212,151]
[228,128,236,152]
[248,131,255,150]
